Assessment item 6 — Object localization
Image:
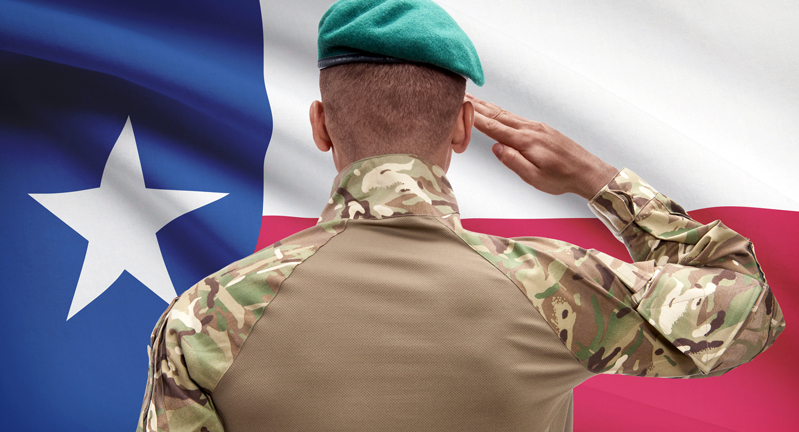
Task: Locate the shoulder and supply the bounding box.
[450,219,649,297]
[450,221,675,374]
[164,220,347,390]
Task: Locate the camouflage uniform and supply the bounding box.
[137,154,784,432]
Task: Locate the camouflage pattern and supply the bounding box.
[448,168,783,376]
[318,154,459,223]
[138,154,785,430]
[588,170,784,373]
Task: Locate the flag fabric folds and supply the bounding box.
[1,1,270,430]
[1,1,797,431]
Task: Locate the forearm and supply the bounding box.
[587,168,784,374]
[589,169,764,281]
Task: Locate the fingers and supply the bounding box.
[472,107,523,145]
[466,93,529,129]
[492,142,540,183]
[466,94,548,151]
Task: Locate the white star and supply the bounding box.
[30,117,228,320]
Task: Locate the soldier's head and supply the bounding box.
[311,0,483,172]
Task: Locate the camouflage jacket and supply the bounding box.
[137,154,784,432]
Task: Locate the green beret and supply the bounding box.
[318,0,484,86]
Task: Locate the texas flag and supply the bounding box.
[1,1,796,431]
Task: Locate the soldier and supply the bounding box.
[138,0,785,431]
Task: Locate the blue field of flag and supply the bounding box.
[0,1,271,429]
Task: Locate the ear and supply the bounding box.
[451,100,474,154]
[309,100,333,152]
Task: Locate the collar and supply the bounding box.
[318,154,459,224]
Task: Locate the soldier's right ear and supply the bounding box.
[310,100,333,153]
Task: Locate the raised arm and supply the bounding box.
[465,94,785,376]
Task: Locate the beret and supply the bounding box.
[318,0,484,86]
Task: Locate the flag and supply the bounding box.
[1,1,796,431]
[1,1,269,430]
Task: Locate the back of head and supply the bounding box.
[319,62,466,161]
[317,0,483,163]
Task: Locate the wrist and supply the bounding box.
[576,162,618,200]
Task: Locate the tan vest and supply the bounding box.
[212,216,593,431]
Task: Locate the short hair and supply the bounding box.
[319,62,467,162]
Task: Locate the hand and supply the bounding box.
[466,94,618,200]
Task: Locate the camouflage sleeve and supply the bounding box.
[136,295,225,432]
[584,168,785,375]
[453,169,784,377]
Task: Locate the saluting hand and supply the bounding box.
[466,94,618,200]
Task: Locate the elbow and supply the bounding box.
[713,286,786,373]
[690,284,786,376]
[759,289,786,356]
